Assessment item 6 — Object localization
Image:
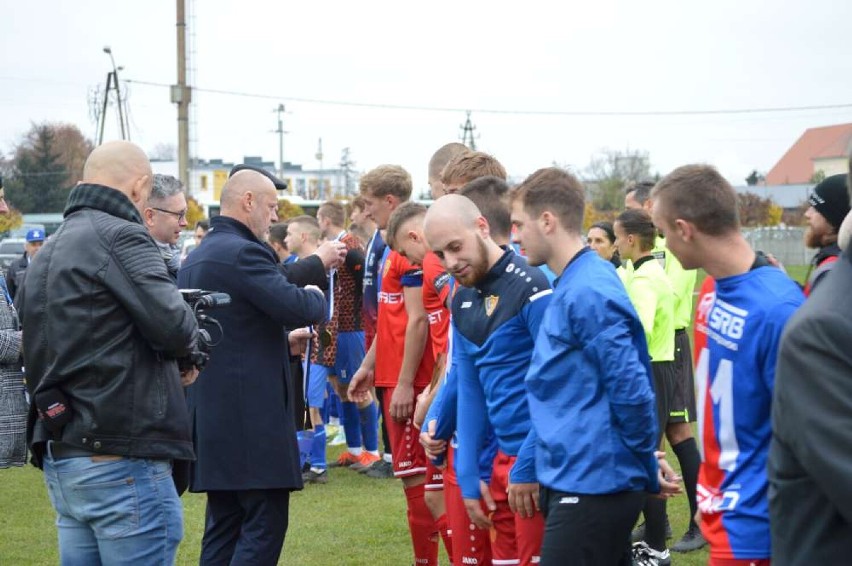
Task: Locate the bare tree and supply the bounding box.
[149,143,177,161]
[585,148,652,210]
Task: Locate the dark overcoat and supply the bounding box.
[178,216,326,491]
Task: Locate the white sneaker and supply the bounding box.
[328,428,347,446]
[631,541,671,566]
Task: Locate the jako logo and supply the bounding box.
[462,558,479,564]
[559,496,579,504]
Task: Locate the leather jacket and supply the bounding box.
[19,183,199,467]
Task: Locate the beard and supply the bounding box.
[454,236,491,287]
[804,225,833,249]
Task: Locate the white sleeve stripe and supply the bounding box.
[529,289,553,302]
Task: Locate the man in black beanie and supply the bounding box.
[803,173,850,295]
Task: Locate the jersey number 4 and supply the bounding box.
[695,347,740,472]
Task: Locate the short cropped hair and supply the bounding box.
[351,196,367,212]
[514,168,585,235]
[318,200,345,227]
[460,176,512,241]
[441,151,507,186]
[288,215,321,241]
[150,174,184,202]
[428,143,468,181]
[386,201,427,250]
[625,181,655,205]
[359,165,412,201]
[268,222,288,247]
[615,209,656,251]
[652,164,739,236]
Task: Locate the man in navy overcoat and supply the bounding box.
[178,166,326,565]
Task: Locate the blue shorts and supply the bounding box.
[306,332,365,407]
[333,331,365,384]
[306,364,331,409]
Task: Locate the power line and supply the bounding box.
[124,78,852,117]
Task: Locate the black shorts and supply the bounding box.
[670,329,697,424]
[651,361,676,443]
[539,487,645,566]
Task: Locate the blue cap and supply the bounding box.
[26,229,45,242]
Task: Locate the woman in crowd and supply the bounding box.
[0,186,26,468]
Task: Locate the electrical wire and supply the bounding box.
[124,78,852,117]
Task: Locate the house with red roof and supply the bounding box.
[766,123,852,185]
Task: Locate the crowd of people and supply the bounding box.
[0,138,850,566]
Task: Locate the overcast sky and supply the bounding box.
[2,0,851,192]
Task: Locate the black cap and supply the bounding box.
[808,174,850,231]
[228,164,286,191]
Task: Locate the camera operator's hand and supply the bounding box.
[314,240,347,270]
[288,327,315,357]
[181,367,200,387]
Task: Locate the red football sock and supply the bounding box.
[435,513,453,563]
[405,483,439,566]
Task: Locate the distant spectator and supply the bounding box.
[194,219,209,246]
[803,173,850,295]
[6,227,44,303]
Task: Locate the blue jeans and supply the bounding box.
[42,448,183,566]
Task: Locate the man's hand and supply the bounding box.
[314,240,347,270]
[419,419,447,462]
[304,284,324,296]
[390,382,414,421]
[464,481,496,529]
[288,327,315,357]
[654,451,683,499]
[508,481,540,518]
[412,383,432,429]
[348,365,374,403]
[180,367,200,387]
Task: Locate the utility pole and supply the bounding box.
[339,147,355,197]
[172,0,191,189]
[97,46,129,145]
[275,104,286,181]
[315,138,324,200]
[460,110,478,150]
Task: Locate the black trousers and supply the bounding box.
[201,489,291,566]
[539,488,646,566]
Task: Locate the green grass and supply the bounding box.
[1,443,710,565]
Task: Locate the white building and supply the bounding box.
[151,156,358,215]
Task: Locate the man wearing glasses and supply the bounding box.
[144,174,189,279]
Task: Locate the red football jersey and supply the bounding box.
[421,252,450,359]
[374,250,435,388]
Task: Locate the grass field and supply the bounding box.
[2,265,807,564]
[1,443,710,565]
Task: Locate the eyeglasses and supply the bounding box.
[152,207,187,221]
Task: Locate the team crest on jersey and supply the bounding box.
[484,295,499,316]
[383,258,391,276]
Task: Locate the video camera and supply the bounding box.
[179,289,231,371]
